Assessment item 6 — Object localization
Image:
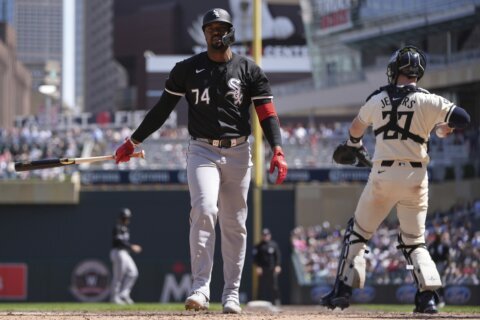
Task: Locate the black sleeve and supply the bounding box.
[273,241,281,266]
[112,225,131,249]
[253,98,282,149]
[447,106,470,129]
[253,245,260,265]
[260,117,282,149]
[165,61,188,94]
[249,65,272,99]
[131,61,187,143]
[131,91,181,143]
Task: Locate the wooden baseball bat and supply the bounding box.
[14,150,145,172]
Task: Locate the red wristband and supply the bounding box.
[255,102,277,121]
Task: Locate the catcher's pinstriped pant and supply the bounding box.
[110,248,138,301]
[186,138,252,304]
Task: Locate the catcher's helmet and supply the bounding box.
[202,8,235,46]
[120,208,132,219]
[387,46,427,84]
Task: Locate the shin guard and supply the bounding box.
[397,233,442,291]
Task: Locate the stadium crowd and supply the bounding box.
[0,121,478,179]
[291,200,480,286]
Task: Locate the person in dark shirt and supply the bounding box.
[253,228,282,305]
[114,8,288,314]
[110,208,142,305]
[428,232,450,307]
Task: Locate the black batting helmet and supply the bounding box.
[202,8,233,30]
[387,46,427,84]
[202,8,235,46]
[120,208,132,219]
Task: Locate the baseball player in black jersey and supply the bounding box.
[321,46,470,314]
[115,8,288,314]
[110,208,142,304]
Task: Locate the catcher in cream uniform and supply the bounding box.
[323,46,471,313]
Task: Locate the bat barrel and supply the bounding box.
[14,150,146,172]
[14,158,73,172]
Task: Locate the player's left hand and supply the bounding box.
[333,142,372,168]
[270,146,288,184]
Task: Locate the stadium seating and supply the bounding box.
[0,123,477,179]
[291,200,480,286]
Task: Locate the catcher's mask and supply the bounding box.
[387,46,427,84]
[120,208,132,219]
[202,8,235,46]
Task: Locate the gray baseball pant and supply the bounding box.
[110,248,138,301]
[186,139,252,304]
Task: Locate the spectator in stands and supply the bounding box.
[290,201,479,290]
[1,116,476,175]
[293,123,307,144]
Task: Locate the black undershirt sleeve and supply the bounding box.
[253,98,283,149]
[260,117,282,149]
[131,91,181,143]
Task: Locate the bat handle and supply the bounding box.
[130,150,145,159]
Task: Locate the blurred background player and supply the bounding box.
[321,45,471,314]
[428,232,451,307]
[253,228,282,306]
[114,7,288,314]
[110,208,142,304]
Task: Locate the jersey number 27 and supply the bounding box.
[382,111,414,140]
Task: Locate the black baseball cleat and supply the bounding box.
[320,281,352,310]
[320,288,336,310]
[413,290,439,314]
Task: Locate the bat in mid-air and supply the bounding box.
[14,150,145,172]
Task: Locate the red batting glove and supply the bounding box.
[115,138,136,164]
[269,146,288,184]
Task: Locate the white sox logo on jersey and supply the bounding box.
[226,78,243,106]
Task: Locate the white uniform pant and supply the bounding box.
[186,139,252,304]
[110,248,138,300]
[354,160,429,241]
[341,161,435,286]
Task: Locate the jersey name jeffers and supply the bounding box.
[226,78,243,106]
[381,96,416,109]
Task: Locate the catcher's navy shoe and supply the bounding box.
[413,290,438,314]
[320,281,352,310]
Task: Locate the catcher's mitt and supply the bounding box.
[333,142,372,168]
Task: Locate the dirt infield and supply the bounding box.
[1,306,479,320]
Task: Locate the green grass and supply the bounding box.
[0,303,221,312]
[357,304,480,313]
